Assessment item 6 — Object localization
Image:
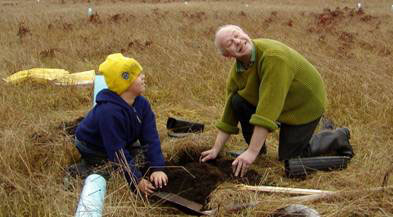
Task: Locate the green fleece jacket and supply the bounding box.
[216,39,327,134]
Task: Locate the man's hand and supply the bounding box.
[232,149,259,177]
[200,130,230,163]
[150,171,168,189]
[232,126,268,177]
[200,148,219,162]
[137,178,156,196]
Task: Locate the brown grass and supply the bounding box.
[1,0,393,216]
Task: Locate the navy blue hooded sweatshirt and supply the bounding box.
[75,89,165,184]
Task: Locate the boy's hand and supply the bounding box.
[137,178,155,196]
[150,171,168,189]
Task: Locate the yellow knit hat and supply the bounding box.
[99,53,143,95]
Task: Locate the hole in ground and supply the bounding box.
[152,149,261,212]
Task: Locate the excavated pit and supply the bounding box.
[154,150,261,212]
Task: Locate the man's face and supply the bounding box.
[217,27,252,58]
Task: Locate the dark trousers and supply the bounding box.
[75,138,146,166]
[231,93,320,160]
[278,118,320,160]
[72,138,147,180]
[75,137,107,166]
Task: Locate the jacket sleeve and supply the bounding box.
[139,100,165,173]
[216,66,240,134]
[98,106,144,185]
[250,55,294,131]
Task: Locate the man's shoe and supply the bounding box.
[309,128,355,158]
[335,128,354,158]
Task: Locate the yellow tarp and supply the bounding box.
[55,70,95,86]
[3,68,95,85]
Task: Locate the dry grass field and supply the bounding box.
[1,0,393,216]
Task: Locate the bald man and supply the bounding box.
[200,25,354,177]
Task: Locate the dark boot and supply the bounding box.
[309,128,354,158]
[66,158,111,180]
[166,117,204,137]
[66,159,93,179]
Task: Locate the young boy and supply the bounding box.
[74,53,168,196]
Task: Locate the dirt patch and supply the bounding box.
[156,151,261,208]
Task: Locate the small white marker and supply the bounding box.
[184,1,188,4]
[357,2,362,9]
[88,7,93,16]
[245,4,249,7]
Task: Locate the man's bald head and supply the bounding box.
[214,25,252,58]
[214,25,244,55]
